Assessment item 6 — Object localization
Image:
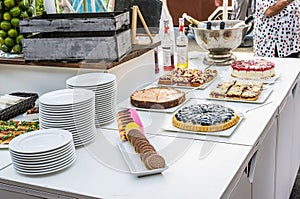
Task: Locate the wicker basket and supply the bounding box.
[0,92,39,121]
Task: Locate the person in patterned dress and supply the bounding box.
[253,0,300,57]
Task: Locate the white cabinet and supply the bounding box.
[252,116,277,199]
[229,171,251,199]
[291,77,300,193]
[276,94,294,199]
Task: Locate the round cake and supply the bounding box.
[130,87,186,109]
[172,104,240,132]
[231,59,275,79]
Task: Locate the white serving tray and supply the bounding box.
[208,88,273,104]
[222,69,281,84]
[119,87,192,113]
[162,116,243,137]
[0,144,9,149]
[118,142,168,177]
[156,72,218,90]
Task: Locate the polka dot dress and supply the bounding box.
[254,0,300,57]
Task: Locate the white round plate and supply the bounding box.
[9,129,73,154]
[13,154,76,175]
[66,73,116,87]
[39,101,94,111]
[10,142,74,161]
[12,149,75,168]
[39,89,94,106]
[67,81,116,90]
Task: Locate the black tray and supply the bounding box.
[0,92,38,121]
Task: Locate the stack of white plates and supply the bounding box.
[66,73,117,127]
[9,129,76,175]
[39,89,96,147]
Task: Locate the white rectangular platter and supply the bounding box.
[0,144,9,149]
[157,74,217,90]
[162,116,243,137]
[118,142,168,177]
[208,88,273,104]
[222,70,281,84]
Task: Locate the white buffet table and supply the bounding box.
[0,50,299,198]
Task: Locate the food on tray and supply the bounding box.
[172,104,240,132]
[130,87,186,109]
[116,109,144,141]
[26,107,39,114]
[158,68,218,87]
[0,120,39,145]
[0,94,28,110]
[126,128,166,170]
[231,59,275,79]
[209,80,264,101]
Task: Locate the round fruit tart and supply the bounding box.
[172,104,240,132]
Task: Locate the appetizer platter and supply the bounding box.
[157,68,218,89]
[208,80,273,104]
[0,120,39,148]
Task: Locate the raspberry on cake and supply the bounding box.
[231,59,275,80]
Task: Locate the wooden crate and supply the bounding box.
[20,11,132,62]
[20,11,130,33]
[22,29,132,62]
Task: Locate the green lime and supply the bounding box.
[4,0,15,8]
[15,34,23,44]
[0,21,11,30]
[20,11,28,19]
[27,6,34,17]
[0,37,4,45]
[11,18,19,27]
[3,12,11,20]
[0,30,7,38]
[0,1,4,11]
[10,6,21,17]
[4,37,14,46]
[0,44,11,53]
[12,43,21,53]
[7,28,17,37]
[19,0,29,10]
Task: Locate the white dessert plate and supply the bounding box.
[13,155,76,176]
[10,142,74,160]
[12,150,75,168]
[9,129,73,154]
[39,89,94,106]
[118,142,168,177]
[66,73,116,87]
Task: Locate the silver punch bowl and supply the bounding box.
[190,20,250,65]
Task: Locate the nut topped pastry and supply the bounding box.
[158,68,218,87]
